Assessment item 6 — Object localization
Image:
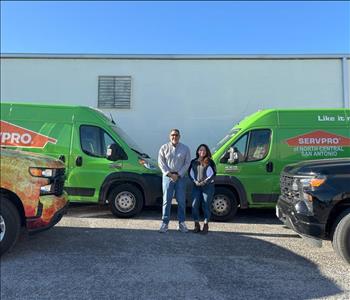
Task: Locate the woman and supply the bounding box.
[188,144,216,234]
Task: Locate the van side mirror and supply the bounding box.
[228,147,239,164]
[106,144,126,161]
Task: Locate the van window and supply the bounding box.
[80,125,123,158]
[212,128,240,153]
[111,125,144,154]
[246,129,271,162]
[224,129,271,163]
[102,132,116,156]
[231,133,248,162]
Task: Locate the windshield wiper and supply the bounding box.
[131,148,150,158]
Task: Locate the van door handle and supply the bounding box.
[59,155,66,163]
[266,162,273,173]
[76,156,83,167]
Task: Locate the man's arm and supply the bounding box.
[158,146,170,176]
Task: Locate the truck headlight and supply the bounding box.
[300,176,326,189]
[300,178,315,203]
[300,178,312,188]
[29,167,55,178]
[40,184,53,195]
[296,176,326,215]
[309,177,326,187]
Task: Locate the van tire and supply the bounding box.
[332,209,350,264]
[0,197,21,255]
[108,184,144,218]
[211,187,238,222]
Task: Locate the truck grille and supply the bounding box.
[55,168,65,177]
[53,168,65,196]
[280,174,301,204]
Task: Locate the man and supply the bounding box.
[158,129,191,233]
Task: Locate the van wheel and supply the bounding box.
[0,197,21,255]
[211,187,238,222]
[108,184,144,218]
[332,209,350,264]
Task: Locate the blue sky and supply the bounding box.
[1,1,349,54]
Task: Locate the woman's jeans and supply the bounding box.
[192,183,215,223]
[162,175,186,224]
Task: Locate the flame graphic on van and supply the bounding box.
[286,130,350,147]
[0,120,57,148]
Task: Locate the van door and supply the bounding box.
[217,128,279,207]
[65,124,127,203]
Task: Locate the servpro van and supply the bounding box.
[0,103,162,218]
[211,109,350,221]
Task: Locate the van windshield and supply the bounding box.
[111,126,149,158]
[212,128,240,153]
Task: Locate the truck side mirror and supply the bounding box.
[106,144,124,161]
[228,147,239,164]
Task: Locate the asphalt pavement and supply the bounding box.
[1,204,349,300]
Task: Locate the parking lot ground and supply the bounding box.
[1,204,350,300]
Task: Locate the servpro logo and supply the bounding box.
[286,130,350,146]
[286,130,350,157]
[0,120,57,148]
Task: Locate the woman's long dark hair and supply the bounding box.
[195,144,212,165]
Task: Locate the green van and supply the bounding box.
[210,109,350,221]
[0,103,162,217]
[2,104,349,221]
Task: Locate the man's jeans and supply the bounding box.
[162,175,186,224]
[192,183,215,223]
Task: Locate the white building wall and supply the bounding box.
[0,56,348,157]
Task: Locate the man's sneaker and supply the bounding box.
[177,222,189,233]
[159,222,168,233]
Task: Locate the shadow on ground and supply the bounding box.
[1,226,343,300]
[67,203,280,225]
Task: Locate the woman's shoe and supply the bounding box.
[193,222,200,233]
[201,223,209,234]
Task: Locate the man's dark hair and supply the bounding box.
[170,129,180,135]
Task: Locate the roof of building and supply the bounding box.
[1,53,349,60]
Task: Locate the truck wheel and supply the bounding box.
[108,184,144,218]
[211,187,238,222]
[332,209,350,264]
[0,198,21,255]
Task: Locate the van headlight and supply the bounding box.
[138,158,157,170]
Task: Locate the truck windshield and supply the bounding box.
[111,126,149,158]
[212,128,240,153]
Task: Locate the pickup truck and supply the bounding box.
[276,158,350,264]
[0,148,68,255]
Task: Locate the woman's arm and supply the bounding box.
[203,160,216,184]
